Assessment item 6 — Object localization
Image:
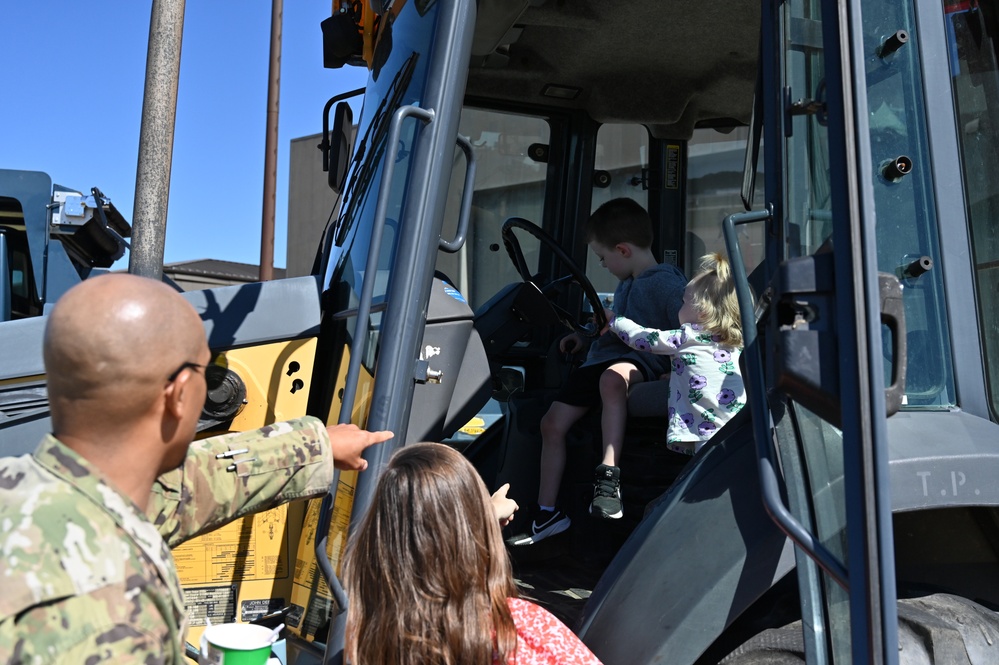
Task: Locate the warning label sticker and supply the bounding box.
[185,585,237,626]
[173,504,289,584]
[666,144,680,189]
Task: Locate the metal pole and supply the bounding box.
[259,0,283,282]
[129,0,186,280]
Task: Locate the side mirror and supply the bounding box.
[327,101,354,194]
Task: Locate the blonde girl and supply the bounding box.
[605,252,746,454]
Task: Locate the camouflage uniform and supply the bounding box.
[0,417,335,665]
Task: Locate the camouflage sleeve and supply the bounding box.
[3,623,167,665]
[1,594,170,665]
[147,416,334,548]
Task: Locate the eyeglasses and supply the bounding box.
[167,361,208,382]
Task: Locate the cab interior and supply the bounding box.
[420,47,766,625]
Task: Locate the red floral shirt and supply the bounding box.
[500,598,604,665]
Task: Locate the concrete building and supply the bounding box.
[286,133,341,278]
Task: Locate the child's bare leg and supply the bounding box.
[538,401,589,506]
[598,363,645,467]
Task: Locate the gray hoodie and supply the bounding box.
[582,262,688,378]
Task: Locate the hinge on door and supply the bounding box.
[785,81,828,136]
[788,98,825,116]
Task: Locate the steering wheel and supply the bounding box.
[500,217,607,337]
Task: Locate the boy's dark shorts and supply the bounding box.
[554,358,651,408]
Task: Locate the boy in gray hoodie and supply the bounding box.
[508,198,687,546]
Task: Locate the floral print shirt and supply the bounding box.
[500,598,603,665]
[609,318,745,454]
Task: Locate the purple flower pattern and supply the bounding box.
[607,318,745,452]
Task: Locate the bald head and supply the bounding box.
[44,274,207,435]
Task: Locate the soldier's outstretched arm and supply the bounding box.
[148,416,389,548]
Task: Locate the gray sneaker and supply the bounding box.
[506,507,571,546]
[590,464,623,519]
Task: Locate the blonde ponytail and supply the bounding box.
[690,252,743,347]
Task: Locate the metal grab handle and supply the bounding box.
[723,210,849,589]
[315,103,434,665]
[438,134,476,253]
[338,103,434,427]
[313,491,350,664]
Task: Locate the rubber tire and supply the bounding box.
[719,593,999,665]
[896,593,999,664]
[718,624,805,664]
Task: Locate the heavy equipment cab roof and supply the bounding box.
[468,0,759,137]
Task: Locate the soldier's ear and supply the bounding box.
[163,373,188,420]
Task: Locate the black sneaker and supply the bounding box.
[590,464,623,519]
[506,507,571,546]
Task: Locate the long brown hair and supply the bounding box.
[343,443,518,664]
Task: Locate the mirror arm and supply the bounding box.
[320,87,365,172]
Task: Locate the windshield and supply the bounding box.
[299,0,441,643]
[321,2,439,373]
[324,3,437,316]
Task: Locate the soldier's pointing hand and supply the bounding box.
[326,424,393,471]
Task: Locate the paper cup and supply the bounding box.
[201,623,274,665]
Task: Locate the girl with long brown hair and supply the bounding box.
[343,442,602,665]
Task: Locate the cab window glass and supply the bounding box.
[0,197,40,319]
[437,108,550,311]
[862,0,954,409]
[586,123,651,297]
[685,127,766,277]
[946,0,999,417]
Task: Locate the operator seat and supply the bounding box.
[627,378,670,418]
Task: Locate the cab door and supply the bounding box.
[732,0,902,661]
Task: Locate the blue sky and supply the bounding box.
[3,1,368,270]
